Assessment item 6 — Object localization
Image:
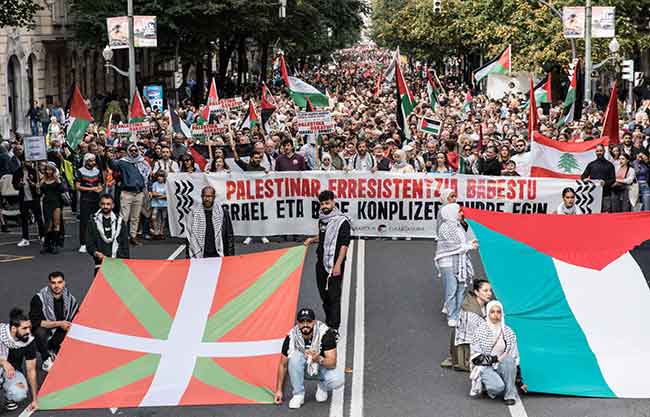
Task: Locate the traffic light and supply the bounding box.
[433,0,442,15]
[622,59,634,81]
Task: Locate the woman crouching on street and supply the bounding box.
[469,300,520,406]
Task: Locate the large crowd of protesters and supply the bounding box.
[1,43,650,410]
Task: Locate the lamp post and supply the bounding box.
[584,0,592,103]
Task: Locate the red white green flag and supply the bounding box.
[473,45,511,83]
[260,83,276,134]
[237,100,258,131]
[66,85,93,149]
[129,90,146,123]
[535,73,553,105]
[38,246,305,409]
[395,55,415,140]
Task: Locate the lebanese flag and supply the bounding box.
[473,45,511,83]
[465,208,650,398]
[530,132,607,179]
[601,81,620,146]
[37,247,306,409]
[66,85,93,149]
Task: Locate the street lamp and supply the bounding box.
[608,37,619,54]
[102,45,129,77]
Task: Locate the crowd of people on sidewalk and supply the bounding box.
[1,43,650,410]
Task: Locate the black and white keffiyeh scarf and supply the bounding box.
[0,323,33,361]
[287,321,329,376]
[93,210,124,258]
[319,208,350,275]
[37,286,78,322]
[188,206,224,258]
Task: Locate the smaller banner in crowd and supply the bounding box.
[23,136,47,161]
[218,97,244,111]
[166,172,603,238]
[143,85,164,111]
[294,111,335,135]
[108,122,150,135]
[190,123,226,138]
[465,208,650,398]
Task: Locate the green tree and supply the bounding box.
[557,152,580,173]
[0,0,41,28]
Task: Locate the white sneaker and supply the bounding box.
[42,357,54,372]
[288,394,304,409]
[78,245,87,253]
[243,237,252,245]
[447,319,458,327]
[17,239,30,247]
[261,237,270,244]
[405,237,412,241]
[441,306,448,315]
[315,384,328,402]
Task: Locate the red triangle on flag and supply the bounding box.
[207,78,219,106]
[70,85,93,121]
[129,90,146,122]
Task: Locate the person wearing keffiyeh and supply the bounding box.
[304,191,351,331]
[29,271,78,372]
[86,194,130,276]
[186,186,234,258]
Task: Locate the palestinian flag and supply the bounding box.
[237,100,258,131]
[530,132,607,178]
[66,85,93,149]
[535,73,552,105]
[383,47,400,84]
[191,143,254,173]
[278,53,328,109]
[169,103,192,139]
[601,81,619,145]
[305,97,316,113]
[465,208,650,397]
[129,90,146,123]
[528,77,538,142]
[395,55,415,140]
[417,116,441,136]
[426,71,439,111]
[559,59,583,127]
[473,45,511,83]
[260,83,276,134]
[38,247,305,409]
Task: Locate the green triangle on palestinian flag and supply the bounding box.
[418,116,441,136]
[237,100,258,131]
[473,45,511,83]
[395,56,415,140]
[66,85,93,149]
[37,246,306,409]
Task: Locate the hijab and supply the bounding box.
[486,300,505,332]
[439,203,461,224]
[440,188,455,204]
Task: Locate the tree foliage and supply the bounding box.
[0,0,41,28]
[371,0,650,74]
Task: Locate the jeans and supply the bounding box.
[151,207,168,236]
[287,352,344,396]
[30,120,39,136]
[639,182,650,211]
[19,199,44,240]
[481,356,517,401]
[120,191,144,239]
[0,368,28,402]
[439,265,465,322]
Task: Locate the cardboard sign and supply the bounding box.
[23,136,47,161]
[295,111,335,134]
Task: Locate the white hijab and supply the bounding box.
[439,203,461,224]
[486,300,505,332]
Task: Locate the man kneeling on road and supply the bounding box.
[0,308,39,412]
[274,308,344,409]
[29,271,78,372]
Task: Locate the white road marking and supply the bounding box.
[508,392,529,417]
[350,239,365,417]
[329,240,355,417]
[17,407,34,417]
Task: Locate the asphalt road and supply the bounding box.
[0,215,647,417]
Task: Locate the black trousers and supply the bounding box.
[33,326,66,361]
[19,199,44,240]
[316,261,344,330]
[79,198,99,245]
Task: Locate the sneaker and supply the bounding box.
[504,398,516,406]
[17,239,30,247]
[4,400,17,411]
[447,319,458,327]
[288,394,304,409]
[440,357,453,368]
[78,245,87,253]
[441,306,448,315]
[261,237,270,244]
[129,238,142,246]
[405,237,412,241]
[315,384,328,402]
[42,357,54,372]
[243,237,252,245]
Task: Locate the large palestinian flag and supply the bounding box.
[465,208,650,398]
[530,132,606,178]
[260,83,276,134]
[66,85,93,149]
[559,59,583,127]
[278,53,329,109]
[473,45,511,83]
[38,247,305,409]
[395,55,415,140]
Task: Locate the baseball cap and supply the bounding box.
[296,308,315,322]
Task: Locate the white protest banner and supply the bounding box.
[190,123,226,137]
[295,111,335,135]
[23,136,47,161]
[218,97,244,111]
[166,172,603,238]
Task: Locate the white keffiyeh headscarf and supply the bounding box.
[93,210,124,258]
[0,323,33,361]
[187,205,224,258]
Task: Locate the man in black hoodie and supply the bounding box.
[477,146,501,176]
[581,144,615,212]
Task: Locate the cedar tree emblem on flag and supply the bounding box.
[38,247,305,409]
